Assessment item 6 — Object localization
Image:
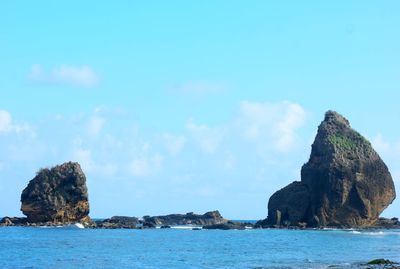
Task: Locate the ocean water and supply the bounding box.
[0,227,399,269]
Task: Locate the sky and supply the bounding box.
[0,1,399,219]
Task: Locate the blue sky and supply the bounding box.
[0,1,399,219]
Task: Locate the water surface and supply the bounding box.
[0,227,399,268]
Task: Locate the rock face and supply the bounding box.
[20,162,90,224]
[266,111,396,227]
[267,181,310,226]
[143,211,227,226]
[97,216,139,229]
[203,221,253,230]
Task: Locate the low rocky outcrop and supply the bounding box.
[0,217,28,226]
[372,217,400,229]
[142,211,227,226]
[96,216,139,229]
[203,221,253,230]
[92,211,229,229]
[263,111,396,228]
[20,162,91,225]
[364,259,400,269]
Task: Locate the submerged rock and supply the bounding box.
[265,111,396,228]
[20,162,91,224]
[364,259,400,268]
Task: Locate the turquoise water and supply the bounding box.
[0,227,399,268]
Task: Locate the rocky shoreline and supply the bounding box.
[0,111,398,231]
[0,211,255,230]
[1,214,399,230]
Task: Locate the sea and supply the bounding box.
[0,225,399,269]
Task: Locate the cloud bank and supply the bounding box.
[28,64,99,87]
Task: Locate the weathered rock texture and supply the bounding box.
[267,181,310,226]
[266,111,396,227]
[96,216,139,229]
[20,162,90,224]
[143,211,227,226]
[203,220,253,230]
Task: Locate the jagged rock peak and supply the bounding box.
[20,162,90,224]
[265,111,396,228]
[324,110,350,126]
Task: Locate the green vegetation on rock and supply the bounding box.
[328,134,358,151]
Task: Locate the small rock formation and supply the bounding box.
[20,162,90,224]
[143,211,227,226]
[366,259,399,268]
[0,217,27,226]
[372,217,400,229]
[203,221,253,230]
[96,216,139,229]
[264,111,396,228]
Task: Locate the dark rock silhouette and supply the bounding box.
[264,111,396,228]
[20,162,90,224]
[97,216,139,229]
[203,220,252,230]
[267,181,310,226]
[143,211,227,226]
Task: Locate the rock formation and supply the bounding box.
[20,162,90,224]
[203,220,253,230]
[264,111,396,228]
[96,216,139,229]
[142,211,227,226]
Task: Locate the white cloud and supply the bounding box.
[238,101,306,152]
[169,81,224,95]
[28,64,98,87]
[224,153,236,170]
[370,134,400,185]
[129,158,150,176]
[0,111,12,132]
[71,146,118,176]
[163,133,187,156]
[371,134,390,155]
[72,148,94,172]
[88,115,105,137]
[0,110,32,135]
[186,119,225,154]
[129,153,164,177]
[371,134,400,158]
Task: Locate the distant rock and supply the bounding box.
[203,221,252,230]
[0,217,27,226]
[96,216,139,229]
[143,211,227,226]
[264,111,396,228]
[372,217,400,229]
[365,259,399,268]
[20,162,91,225]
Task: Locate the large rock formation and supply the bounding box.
[20,162,90,224]
[267,181,310,226]
[265,111,396,228]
